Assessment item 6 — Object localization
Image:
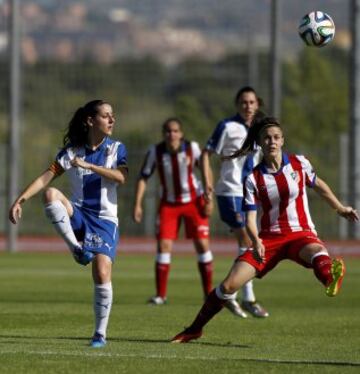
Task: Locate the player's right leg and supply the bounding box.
[171,260,256,343]
[233,227,269,318]
[42,187,93,265]
[148,240,173,305]
[149,203,179,304]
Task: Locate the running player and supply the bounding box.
[171,116,358,343]
[201,86,268,318]
[133,118,213,304]
[9,100,128,348]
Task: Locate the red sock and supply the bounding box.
[189,288,225,332]
[198,261,213,297]
[156,262,170,298]
[312,255,332,286]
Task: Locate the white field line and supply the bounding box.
[0,349,359,366]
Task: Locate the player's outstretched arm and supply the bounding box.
[9,169,56,224]
[313,177,359,221]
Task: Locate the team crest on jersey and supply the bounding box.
[291,171,300,183]
[75,168,92,176]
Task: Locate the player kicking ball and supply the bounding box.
[9,100,128,348]
[171,117,358,343]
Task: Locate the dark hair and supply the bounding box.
[234,86,263,107]
[162,117,183,133]
[229,116,282,159]
[63,99,107,147]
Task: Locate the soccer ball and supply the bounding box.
[298,11,335,47]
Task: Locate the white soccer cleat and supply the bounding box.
[147,296,167,305]
[224,299,248,318]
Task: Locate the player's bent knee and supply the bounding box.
[42,187,61,203]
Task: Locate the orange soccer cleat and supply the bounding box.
[171,328,203,343]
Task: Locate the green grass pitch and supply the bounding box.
[0,251,359,373]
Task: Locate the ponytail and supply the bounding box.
[229,116,281,159]
[63,99,107,147]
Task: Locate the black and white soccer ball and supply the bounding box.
[298,11,335,47]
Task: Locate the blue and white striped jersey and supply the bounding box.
[54,137,127,225]
[205,114,262,196]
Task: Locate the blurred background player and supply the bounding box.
[201,86,268,318]
[133,118,213,305]
[171,116,358,343]
[9,100,128,348]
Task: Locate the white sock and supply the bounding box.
[242,280,256,302]
[197,251,213,263]
[94,282,113,338]
[215,285,237,301]
[156,253,171,264]
[44,200,80,252]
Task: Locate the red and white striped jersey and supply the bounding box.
[140,140,203,203]
[244,153,317,234]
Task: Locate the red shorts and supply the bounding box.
[237,231,324,278]
[156,196,209,240]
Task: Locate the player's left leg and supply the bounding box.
[186,198,213,298]
[42,187,93,265]
[299,243,345,297]
[90,254,113,348]
[171,260,256,343]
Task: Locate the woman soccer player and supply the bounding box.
[201,86,268,318]
[9,100,128,348]
[172,116,358,343]
[133,118,213,304]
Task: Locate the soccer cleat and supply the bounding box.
[72,246,94,266]
[147,296,167,305]
[224,299,248,318]
[90,333,106,348]
[326,258,346,297]
[241,301,269,318]
[171,328,203,343]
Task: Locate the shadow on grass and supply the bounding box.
[1,335,359,367]
[0,334,249,348]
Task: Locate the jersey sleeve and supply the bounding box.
[116,143,128,168]
[243,174,258,211]
[205,121,227,155]
[191,141,201,166]
[140,145,156,179]
[298,155,316,187]
[55,146,73,171]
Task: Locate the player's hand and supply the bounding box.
[9,201,22,224]
[203,199,213,217]
[204,185,214,202]
[133,205,143,223]
[253,239,265,262]
[71,157,92,170]
[337,206,359,221]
